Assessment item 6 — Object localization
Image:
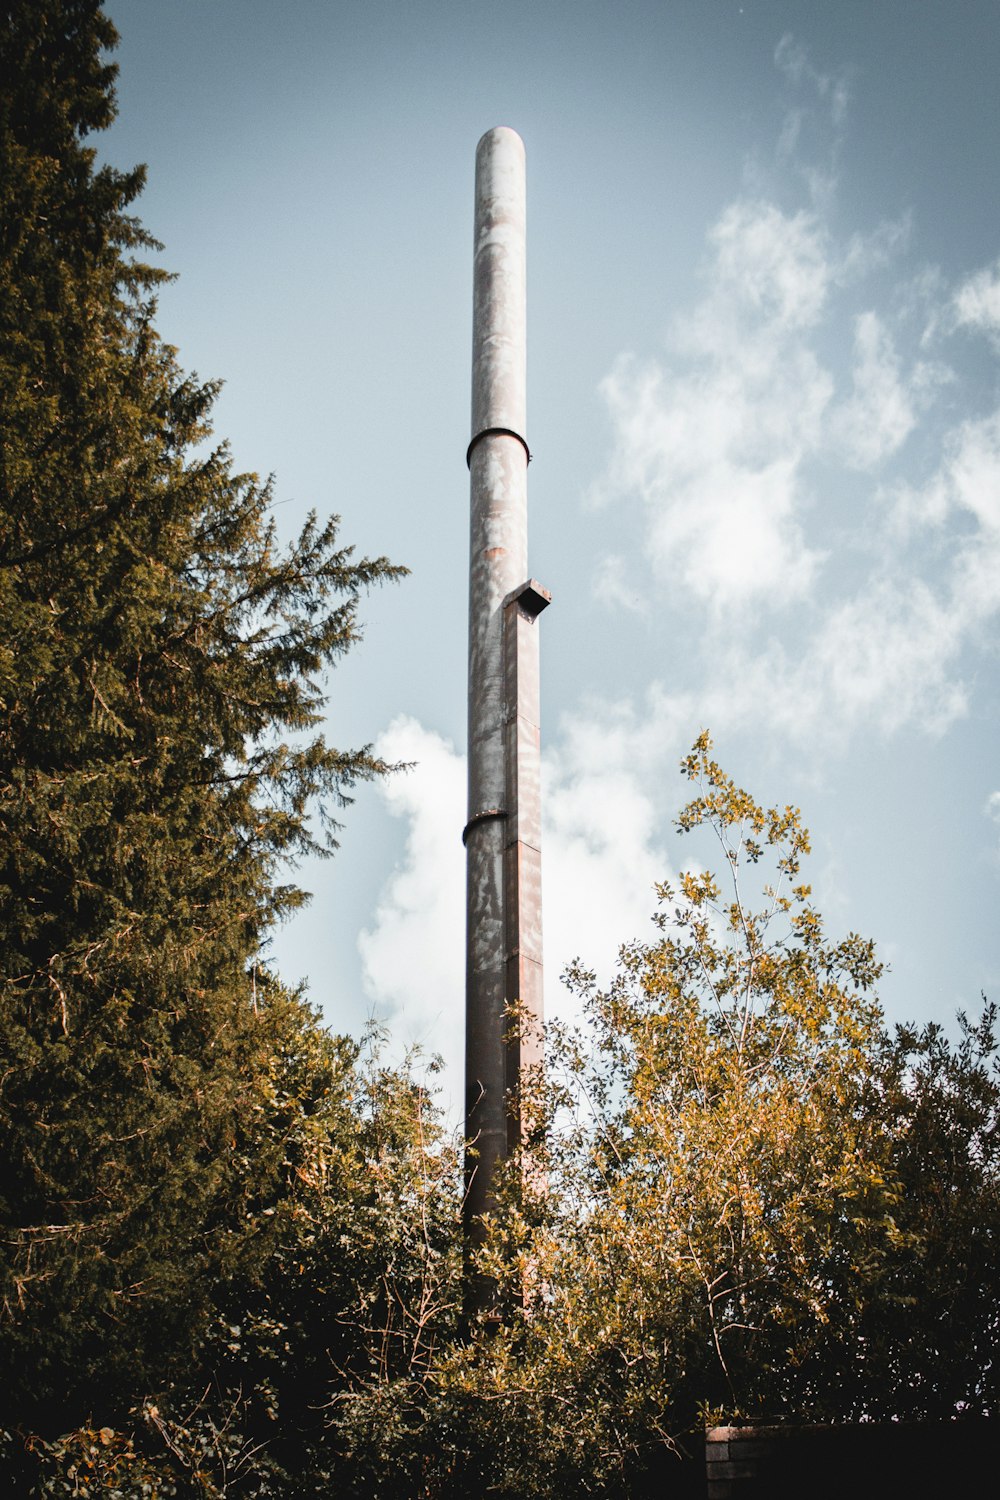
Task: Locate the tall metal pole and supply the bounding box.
[464,126,548,1317]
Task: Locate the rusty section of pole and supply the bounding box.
[502,579,549,1155]
[464,127,547,1317]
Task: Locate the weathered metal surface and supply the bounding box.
[464,127,546,1308]
[502,581,549,1156]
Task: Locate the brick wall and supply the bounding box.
[704,1420,997,1499]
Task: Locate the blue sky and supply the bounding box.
[103,1,1000,1096]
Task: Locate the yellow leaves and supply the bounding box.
[455,740,914,1471]
[791,905,822,945]
[679,869,721,908]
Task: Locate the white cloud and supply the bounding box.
[774,34,850,128]
[358,701,683,1112]
[954,258,1000,344]
[886,405,1000,589]
[592,79,1000,752]
[357,716,465,1087]
[541,694,682,998]
[946,407,1000,537]
[831,312,916,469]
[687,201,832,345]
[704,401,1000,745]
[807,580,968,736]
[596,198,837,614]
[675,579,969,749]
[837,215,912,285]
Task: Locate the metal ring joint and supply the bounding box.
[466,427,532,469]
[462,807,508,845]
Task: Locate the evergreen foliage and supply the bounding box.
[0,0,411,1463]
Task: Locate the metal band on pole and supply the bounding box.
[466,427,532,469]
[462,808,508,846]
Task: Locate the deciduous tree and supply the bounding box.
[403,735,1000,1497]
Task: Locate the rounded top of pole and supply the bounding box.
[476,125,525,156]
[474,127,526,208]
[471,124,526,437]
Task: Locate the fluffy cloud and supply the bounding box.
[788,581,967,739]
[954,258,1000,344]
[594,115,1000,747]
[596,199,836,613]
[594,191,941,622]
[358,704,681,1113]
[887,404,1000,594]
[541,694,683,999]
[357,716,466,1089]
[946,407,1000,539]
[754,403,1000,744]
[600,354,824,610]
[831,312,917,469]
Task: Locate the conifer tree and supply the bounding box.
[0,0,404,1437]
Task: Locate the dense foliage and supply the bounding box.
[219,736,996,1500]
[2,5,998,1495]
[365,736,1000,1499]
[0,2,443,1489]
